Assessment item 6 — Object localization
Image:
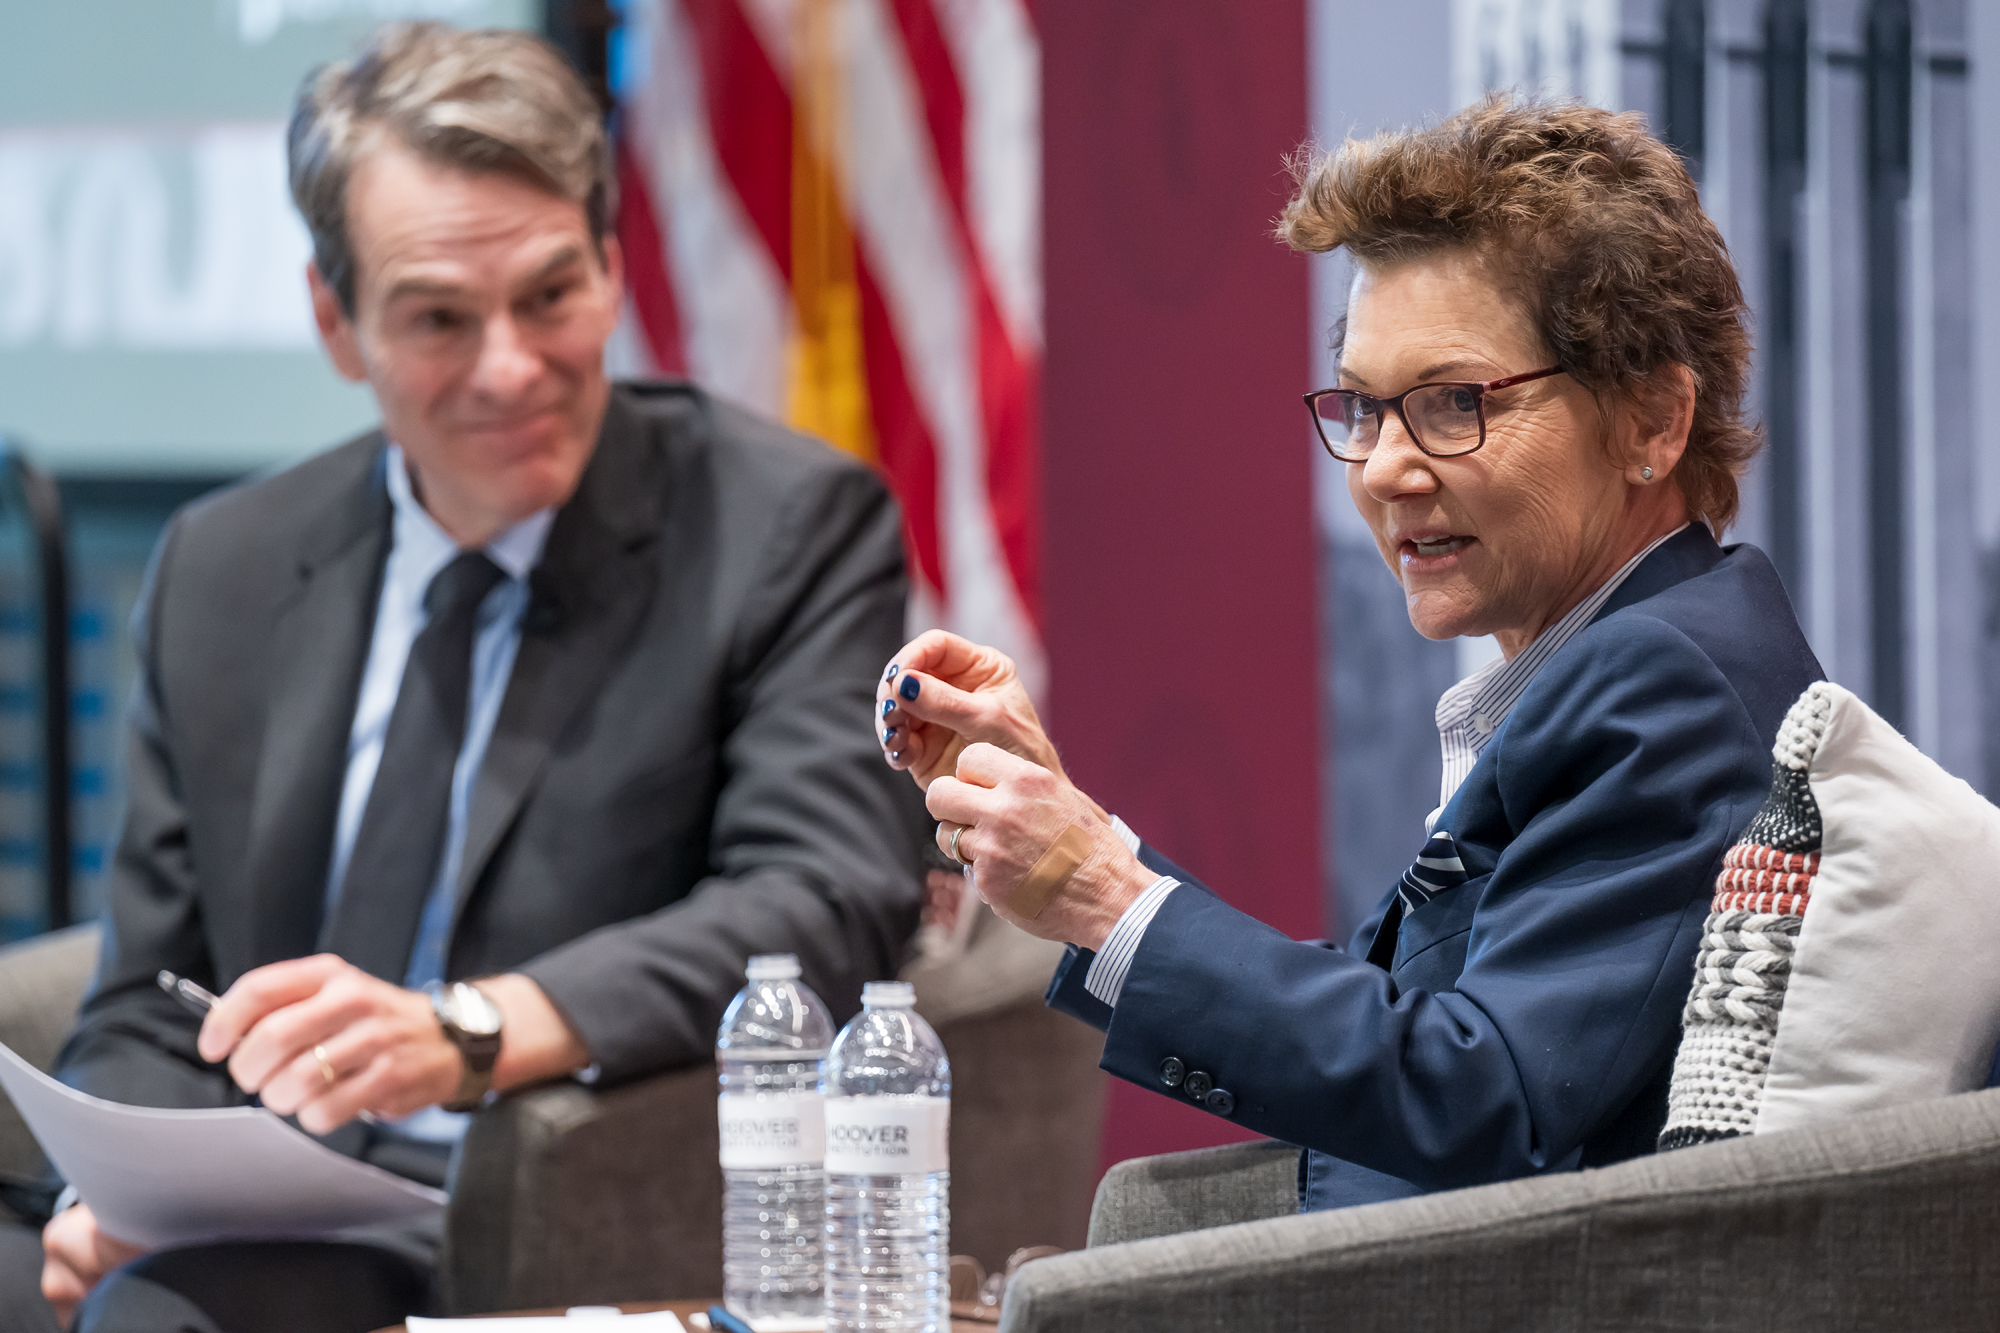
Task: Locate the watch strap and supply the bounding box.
[442,1056,495,1113]
[432,983,503,1112]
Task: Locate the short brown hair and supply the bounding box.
[1282,95,1756,533]
[289,21,612,315]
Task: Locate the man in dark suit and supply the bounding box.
[1,22,920,1333]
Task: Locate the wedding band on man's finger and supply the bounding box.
[313,1043,338,1087]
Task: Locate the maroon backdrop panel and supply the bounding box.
[1037,0,1319,1169]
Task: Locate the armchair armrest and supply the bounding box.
[0,924,99,1194]
[443,1062,721,1314]
[1086,1140,1297,1247]
[1004,1088,2000,1333]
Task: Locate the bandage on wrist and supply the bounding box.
[1010,822,1093,920]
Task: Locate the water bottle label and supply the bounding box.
[718,1093,826,1169]
[824,1097,950,1175]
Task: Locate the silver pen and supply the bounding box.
[156,970,219,1015]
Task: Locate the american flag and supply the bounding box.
[614,0,1045,695]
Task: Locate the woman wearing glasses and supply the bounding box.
[876,96,1822,1211]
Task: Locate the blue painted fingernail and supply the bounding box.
[883,727,898,744]
[885,663,900,680]
[889,750,903,762]
[881,699,895,719]
[899,675,920,702]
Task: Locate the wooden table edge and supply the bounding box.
[374,1299,998,1330]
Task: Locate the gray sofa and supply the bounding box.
[0,909,1105,1314]
[999,1089,2000,1331]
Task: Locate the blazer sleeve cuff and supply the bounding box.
[1045,944,1113,1032]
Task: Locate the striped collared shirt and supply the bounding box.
[1434,523,1689,809]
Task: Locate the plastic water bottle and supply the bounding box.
[717,954,835,1319]
[824,980,951,1333]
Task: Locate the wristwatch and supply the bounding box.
[428,980,503,1112]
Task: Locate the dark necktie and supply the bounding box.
[323,551,507,982]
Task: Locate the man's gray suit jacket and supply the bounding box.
[56,382,924,1108]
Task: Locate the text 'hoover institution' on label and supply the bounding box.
[717,1092,827,1170]
[823,1096,950,1176]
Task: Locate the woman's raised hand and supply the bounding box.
[876,630,1067,790]
[924,743,1154,950]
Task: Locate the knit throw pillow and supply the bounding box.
[1660,681,2000,1149]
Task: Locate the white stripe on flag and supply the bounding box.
[737,0,799,79]
[630,0,792,415]
[842,0,1043,692]
[933,0,1042,353]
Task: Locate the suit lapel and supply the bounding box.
[450,394,669,932]
[1364,898,1404,971]
[245,444,392,965]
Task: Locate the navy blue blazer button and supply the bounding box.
[1205,1088,1235,1116]
[1159,1057,1185,1088]
[1183,1070,1214,1100]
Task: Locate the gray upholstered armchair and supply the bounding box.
[0,907,1105,1315]
[997,1090,2000,1331]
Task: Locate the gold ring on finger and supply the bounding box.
[313,1043,338,1087]
[949,823,972,867]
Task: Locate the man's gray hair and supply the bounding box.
[289,21,614,314]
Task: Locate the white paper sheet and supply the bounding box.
[0,1039,446,1249]
[408,1312,688,1330]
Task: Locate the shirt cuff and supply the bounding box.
[1108,815,1142,857]
[1083,874,1179,1008]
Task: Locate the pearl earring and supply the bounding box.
[1640,466,1654,481]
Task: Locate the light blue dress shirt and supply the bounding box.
[323,446,554,1140]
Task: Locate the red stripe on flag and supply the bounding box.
[887,0,966,210]
[858,256,944,598]
[683,0,792,280]
[615,135,687,376]
[886,0,1043,629]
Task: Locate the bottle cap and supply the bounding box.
[746,954,801,981]
[861,980,916,1008]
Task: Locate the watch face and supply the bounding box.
[446,982,504,1036]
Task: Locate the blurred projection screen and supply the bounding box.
[0,0,537,475]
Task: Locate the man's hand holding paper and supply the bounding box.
[0,1037,449,1324]
[34,950,599,1323]
[39,1206,143,1326]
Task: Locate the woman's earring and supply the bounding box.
[1640,465,1654,481]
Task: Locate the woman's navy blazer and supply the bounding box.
[1048,526,1824,1211]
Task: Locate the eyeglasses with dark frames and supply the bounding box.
[1303,366,1565,462]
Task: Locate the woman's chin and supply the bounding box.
[1402,592,1488,643]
